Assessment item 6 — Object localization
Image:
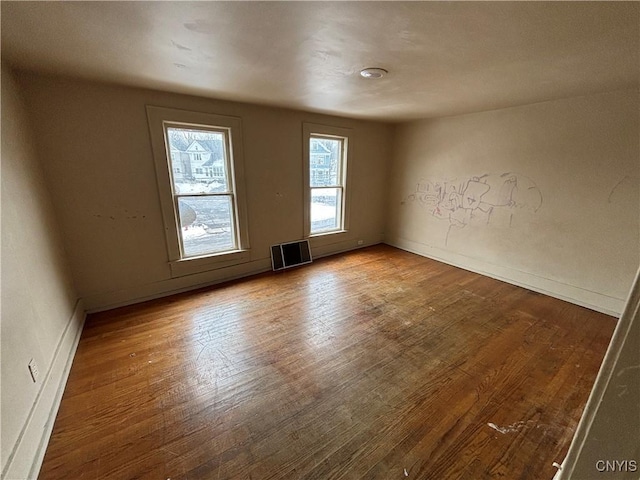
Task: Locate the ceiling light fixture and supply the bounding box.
[360,68,388,79]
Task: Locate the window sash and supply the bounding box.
[172,191,233,198]
[309,135,344,189]
[163,124,239,258]
[310,186,344,234]
[165,125,233,195]
[308,133,347,235]
[311,187,344,193]
[174,193,238,258]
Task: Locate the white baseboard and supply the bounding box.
[552,461,564,480]
[83,236,385,313]
[385,236,624,317]
[2,299,86,480]
[83,257,273,312]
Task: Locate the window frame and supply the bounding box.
[303,123,352,241]
[167,124,236,258]
[147,106,250,277]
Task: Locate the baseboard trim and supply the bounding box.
[2,299,86,480]
[552,459,565,480]
[385,236,624,317]
[83,258,273,313]
[84,237,384,313]
[312,237,382,261]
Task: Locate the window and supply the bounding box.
[147,106,250,276]
[303,123,350,237]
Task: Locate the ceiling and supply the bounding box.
[2,1,638,122]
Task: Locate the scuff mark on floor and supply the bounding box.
[487,420,527,434]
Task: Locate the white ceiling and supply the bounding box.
[2,1,638,122]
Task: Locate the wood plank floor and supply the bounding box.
[39,245,616,480]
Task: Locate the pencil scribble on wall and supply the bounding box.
[607,175,631,204]
[402,173,543,245]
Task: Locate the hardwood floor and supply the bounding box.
[39,245,616,480]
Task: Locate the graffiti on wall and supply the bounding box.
[402,173,543,245]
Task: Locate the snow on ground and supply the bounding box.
[311,203,336,220]
[180,202,335,251]
[181,224,208,239]
[175,182,225,194]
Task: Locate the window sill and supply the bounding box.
[310,229,348,238]
[169,249,251,278]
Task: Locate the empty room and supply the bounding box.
[1,2,638,479]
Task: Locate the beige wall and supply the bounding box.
[386,89,640,315]
[16,73,393,311]
[569,267,640,479]
[1,66,82,478]
[4,66,638,480]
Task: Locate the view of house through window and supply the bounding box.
[166,127,237,257]
[309,135,346,234]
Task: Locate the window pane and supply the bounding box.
[310,138,341,187]
[311,188,342,233]
[166,127,229,194]
[178,196,235,257]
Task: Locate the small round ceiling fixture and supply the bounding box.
[360,67,388,79]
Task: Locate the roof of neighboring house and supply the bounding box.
[168,132,190,151]
[168,134,225,156]
[187,139,224,156]
[310,140,332,155]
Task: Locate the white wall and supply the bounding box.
[16,73,393,311]
[1,66,84,479]
[386,89,640,315]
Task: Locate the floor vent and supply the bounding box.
[271,240,312,271]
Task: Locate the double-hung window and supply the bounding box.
[303,123,350,237]
[147,106,250,276]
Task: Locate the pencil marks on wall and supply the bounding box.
[402,173,543,245]
[608,175,631,204]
